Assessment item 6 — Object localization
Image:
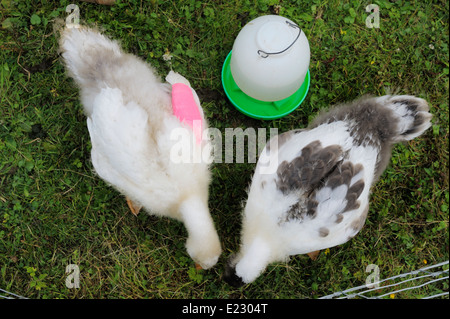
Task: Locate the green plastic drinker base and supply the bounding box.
[221,51,310,120]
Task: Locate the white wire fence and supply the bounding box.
[0,288,27,299]
[321,260,449,299]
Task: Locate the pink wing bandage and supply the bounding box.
[171,83,203,144]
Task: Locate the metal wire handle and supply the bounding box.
[257,20,302,58]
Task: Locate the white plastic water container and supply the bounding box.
[230,15,310,102]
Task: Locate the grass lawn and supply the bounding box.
[0,0,448,299]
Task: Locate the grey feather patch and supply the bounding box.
[277,141,343,224]
[283,199,318,224]
[394,99,418,112]
[309,97,398,149]
[349,180,365,197]
[401,113,427,136]
[327,175,343,189]
[391,97,432,138]
[353,163,364,176]
[319,227,329,237]
[350,203,369,232]
[261,180,267,189]
[322,161,365,214]
[344,179,365,211]
[300,140,321,158]
[276,141,343,195]
[307,200,318,217]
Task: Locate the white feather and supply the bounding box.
[60,27,221,269]
[228,95,432,284]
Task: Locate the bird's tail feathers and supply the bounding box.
[377,95,432,142]
[165,70,191,86]
[59,27,123,85]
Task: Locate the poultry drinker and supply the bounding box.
[222,15,311,120]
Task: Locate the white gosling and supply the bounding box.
[224,95,432,286]
[59,27,221,270]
